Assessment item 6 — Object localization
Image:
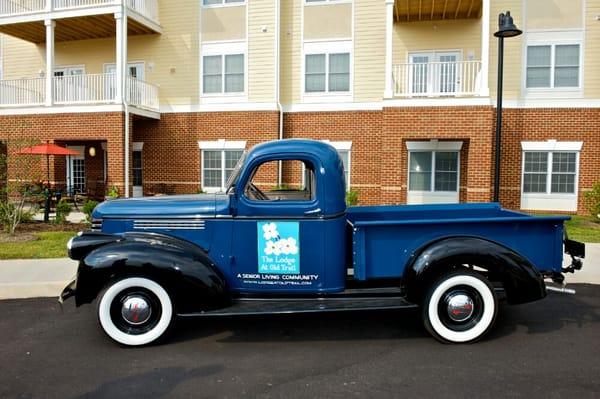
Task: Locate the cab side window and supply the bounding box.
[244,160,316,201]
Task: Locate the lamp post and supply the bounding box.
[493,11,522,203]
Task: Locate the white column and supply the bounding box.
[384,0,395,99]
[479,0,490,97]
[115,10,128,103]
[44,19,55,106]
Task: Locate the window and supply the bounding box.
[132,151,143,187]
[199,140,246,192]
[203,0,244,6]
[523,152,577,194]
[526,44,580,89]
[520,141,582,212]
[203,54,244,94]
[246,160,316,202]
[409,151,459,193]
[305,53,350,93]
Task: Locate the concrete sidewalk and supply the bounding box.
[0,245,598,300]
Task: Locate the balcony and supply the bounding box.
[0,74,159,112]
[392,60,482,97]
[0,0,160,43]
[393,0,482,22]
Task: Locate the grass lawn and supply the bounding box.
[0,231,77,260]
[563,215,600,243]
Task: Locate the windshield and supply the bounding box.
[225,151,247,193]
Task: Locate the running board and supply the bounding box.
[178,296,417,317]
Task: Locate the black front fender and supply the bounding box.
[402,237,546,305]
[71,232,229,313]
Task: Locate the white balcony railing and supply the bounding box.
[53,73,115,104]
[0,0,45,15]
[0,0,159,22]
[126,76,159,111]
[0,78,45,106]
[0,74,159,111]
[393,60,482,97]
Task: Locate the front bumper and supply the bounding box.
[58,278,77,306]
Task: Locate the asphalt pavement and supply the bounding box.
[0,284,599,399]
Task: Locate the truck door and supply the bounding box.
[230,155,338,293]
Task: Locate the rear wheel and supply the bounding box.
[97,277,175,346]
[422,270,497,343]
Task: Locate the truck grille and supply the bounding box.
[91,219,102,232]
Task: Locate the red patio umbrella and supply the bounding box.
[17,142,81,186]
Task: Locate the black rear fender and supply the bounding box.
[72,232,229,313]
[402,237,546,305]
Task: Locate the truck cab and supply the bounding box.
[62,139,585,347]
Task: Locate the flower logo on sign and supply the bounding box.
[262,223,298,256]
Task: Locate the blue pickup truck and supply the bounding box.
[61,139,585,346]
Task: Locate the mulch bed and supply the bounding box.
[0,221,87,243]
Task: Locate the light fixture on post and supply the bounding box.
[493,11,522,203]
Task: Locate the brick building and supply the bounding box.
[0,0,598,214]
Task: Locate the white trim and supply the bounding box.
[301,40,353,102]
[522,30,584,99]
[160,102,277,113]
[500,98,600,108]
[201,0,246,8]
[521,140,583,152]
[132,142,144,151]
[200,40,248,99]
[479,0,490,97]
[0,104,159,119]
[406,140,463,151]
[66,145,85,194]
[384,0,394,98]
[304,0,352,5]
[406,146,462,205]
[520,142,581,212]
[321,140,352,151]
[283,101,382,112]
[198,139,247,150]
[384,97,493,107]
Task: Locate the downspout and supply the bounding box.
[122,4,130,198]
[276,0,283,186]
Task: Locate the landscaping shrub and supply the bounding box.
[346,190,359,206]
[82,200,99,224]
[107,186,119,199]
[585,181,600,221]
[54,200,72,225]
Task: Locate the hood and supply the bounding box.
[92,194,231,219]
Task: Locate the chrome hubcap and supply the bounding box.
[121,296,152,325]
[446,293,475,322]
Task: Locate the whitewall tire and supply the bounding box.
[97,277,175,346]
[422,271,498,344]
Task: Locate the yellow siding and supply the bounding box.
[392,19,482,65]
[280,0,302,104]
[584,0,600,98]
[525,0,584,30]
[354,0,386,102]
[488,0,523,99]
[248,0,275,102]
[304,3,352,40]
[201,5,247,43]
[1,35,43,80]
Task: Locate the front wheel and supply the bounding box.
[97,277,175,346]
[422,270,498,343]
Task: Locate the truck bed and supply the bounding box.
[346,203,568,280]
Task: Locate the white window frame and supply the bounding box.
[522,30,584,99]
[406,50,463,95]
[520,140,582,212]
[200,41,248,103]
[321,140,351,190]
[202,0,246,8]
[302,40,353,103]
[304,0,352,4]
[406,140,462,205]
[66,145,85,195]
[198,139,246,193]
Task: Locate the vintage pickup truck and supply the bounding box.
[61,139,585,346]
